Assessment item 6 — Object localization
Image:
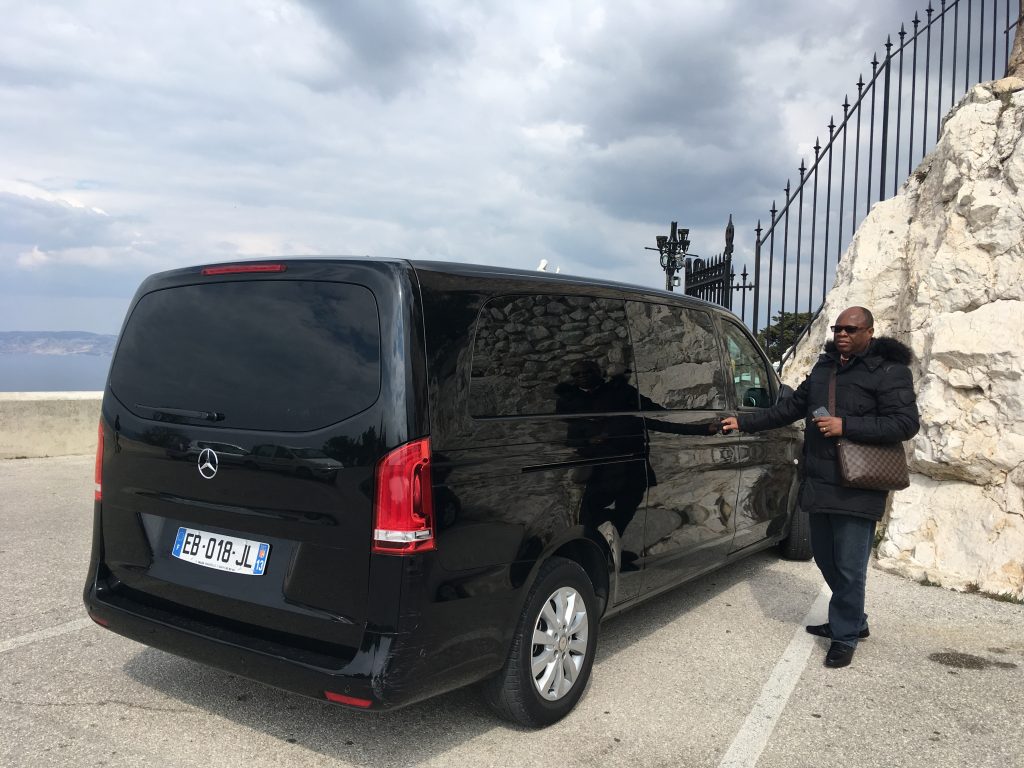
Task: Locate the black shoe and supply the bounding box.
[805,622,870,640]
[825,642,855,668]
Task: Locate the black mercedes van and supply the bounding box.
[84,258,807,727]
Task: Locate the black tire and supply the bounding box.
[482,557,599,727]
[779,504,813,560]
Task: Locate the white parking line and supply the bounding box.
[717,585,830,768]
[0,618,95,655]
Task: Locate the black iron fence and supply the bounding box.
[685,253,735,309]
[742,0,1020,367]
[649,215,759,319]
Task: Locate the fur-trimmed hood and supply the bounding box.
[823,336,914,366]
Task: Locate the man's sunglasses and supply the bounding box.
[830,325,868,335]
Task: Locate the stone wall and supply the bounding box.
[783,78,1024,599]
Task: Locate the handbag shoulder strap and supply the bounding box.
[828,365,837,415]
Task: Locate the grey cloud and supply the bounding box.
[536,38,754,149]
[294,0,464,97]
[0,193,130,250]
[512,0,924,259]
[0,258,150,300]
[0,193,184,306]
[511,24,781,231]
[0,61,87,88]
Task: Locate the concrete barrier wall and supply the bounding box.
[0,392,103,458]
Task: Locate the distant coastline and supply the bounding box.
[0,331,117,356]
[0,332,116,391]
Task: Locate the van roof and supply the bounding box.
[141,256,734,318]
[410,259,730,315]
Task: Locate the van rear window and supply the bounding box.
[110,280,381,432]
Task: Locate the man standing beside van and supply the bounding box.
[721,307,919,668]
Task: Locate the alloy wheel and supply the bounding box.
[530,586,589,701]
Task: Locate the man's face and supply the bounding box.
[832,308,873,357]
[570,363,602,391]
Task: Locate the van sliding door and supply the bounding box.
[436,293,649,605]
[625,302,739,596]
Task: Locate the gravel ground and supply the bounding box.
[2,456,1022,768]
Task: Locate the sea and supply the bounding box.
[0,354,112,392]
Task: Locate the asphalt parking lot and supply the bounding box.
[2,455,1022,768]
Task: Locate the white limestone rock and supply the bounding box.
[876,476,1024,598]
[784,79,1024,599]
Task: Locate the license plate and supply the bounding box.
[171,527,270,576]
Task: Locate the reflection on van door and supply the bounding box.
[461,294,648,605]
[719,320,801,553]
[625,302,740,596]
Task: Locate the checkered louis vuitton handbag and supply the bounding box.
[828,366,910,491]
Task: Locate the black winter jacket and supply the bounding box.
[737,337,920,521]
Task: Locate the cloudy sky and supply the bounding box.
[1,0,926,333]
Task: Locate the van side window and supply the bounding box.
[625,302,726,410]
[720,321,774,409]
[469,295,634,417]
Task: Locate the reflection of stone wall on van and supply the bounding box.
[443,454,589,531]
[627,304,725,410]
[471,296,631,417]
[645,471,735,552]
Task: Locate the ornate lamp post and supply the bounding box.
[646,221,691,291]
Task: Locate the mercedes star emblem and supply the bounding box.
[197,448,219,479]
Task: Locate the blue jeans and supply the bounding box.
[809,513,877,647]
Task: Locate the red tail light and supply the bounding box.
[94,420,104,501]
[373,438,435,554]
[201,263,287,276]
[324,691,373,708]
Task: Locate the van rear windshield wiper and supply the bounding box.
[136,404,226,422]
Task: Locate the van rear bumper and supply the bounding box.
[83,564,510,711]
[83,573,410,710]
